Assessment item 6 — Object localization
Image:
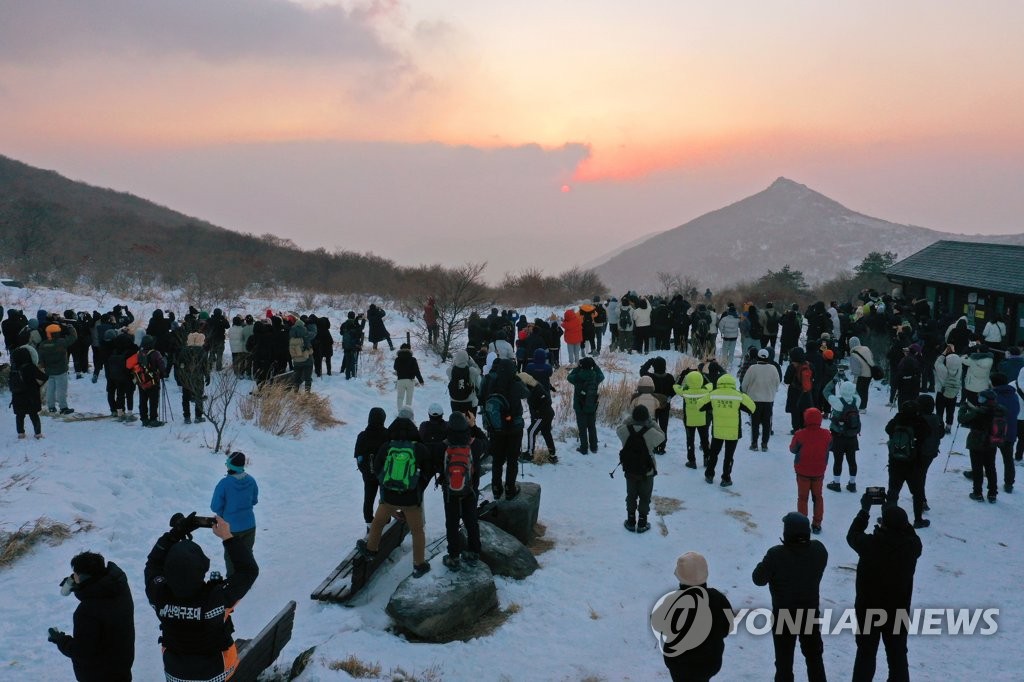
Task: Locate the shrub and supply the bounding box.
[0,517,93,568]
[237,383,343,437]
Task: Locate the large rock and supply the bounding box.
[461,520,539,579]
[386,561,498,641]
[485,482,541,545]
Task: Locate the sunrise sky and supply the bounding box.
[2,0,1022,277]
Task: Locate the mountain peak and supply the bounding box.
[767,176,809,192]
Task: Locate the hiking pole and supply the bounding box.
[609,462,621,479]
[942,421,962,473]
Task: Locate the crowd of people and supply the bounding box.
[9,286,1022,681]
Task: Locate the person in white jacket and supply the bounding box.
[631,297,653,354]
[933,348,963,432]
[741,349,782,450]
[718,306,741,371]
[847,336,874,411]
[961,344,994,406]
[981,315,1008,350]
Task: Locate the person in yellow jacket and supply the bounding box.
[673,369,713,469]
[697,374,756,487]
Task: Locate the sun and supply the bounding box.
[560,184,571,193]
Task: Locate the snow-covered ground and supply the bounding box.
[1,288,1021,681]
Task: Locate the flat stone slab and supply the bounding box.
[386,560,498,641]
[462,520,538,579]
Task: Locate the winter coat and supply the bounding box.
[227,324,246,354]
[718,312,740,340]
[174,344,209,390]
[741,361,782,403]
[1016,368,1024,415]
[885,411,931,464]
[945,317,972,353]
[520,372,555,420]
[339,318,365,351]
[848,338,874,378]
[393,349,424,383]
[366,306,390,343]
[605,299,620,326]
[629,376,663,417]
[144,533,258,682]
[784,360,814,415]
[617,305,634,332]
[847,511,922,611]
[54,562,135,682]
[791,408,831,477]
[697,374,756,441]
[354,408,389,475]
[673,370,711,427]
[38,325,77,375]
[982,319,1007,344]
[934,353,963,399]
[992,384,1020,441]
[631,300,652,328]
[562,310,583,345]
[9,350,47,414]
[447,350,482,407]
[211,472,259,533]
[962,352,994,393]
[479,356,529,431]
[998,354,1024,381]
[288,321,316,366]
[206,311,229,345]
[659,584,733,681]
[752,540,828,610]
[959,401,1004,451]
[567,363,604,414]
[524,348,553,390]
[616,416,664,478]
[373,424,434,507]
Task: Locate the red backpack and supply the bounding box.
[444,443,474,497]
[796,362,813,393]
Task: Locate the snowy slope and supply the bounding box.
[1,288,1022,681]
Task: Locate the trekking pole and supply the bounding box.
[942,421,962,473]
[609,462,621,479]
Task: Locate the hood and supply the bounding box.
[637,375,655,391]
[683,371,705,390]
[563,310,578,322]
[75,562,130,601]
[152,309,164,320]
[289,320,307,338]
[387,417,420,441]
[945,354,963,371]
[397,347,412,357]
[492,340,514,360]
[715,374,737,390]
[452,349,470,367]
[848,336,860,349]
[992,384,1017,400]
[651,357,667,373]
[532,348,549,364]
[367,407,386,428]
[802,407,823,427]
[164,541,210,599]
[789,347,806,363]
[838,381,857,402]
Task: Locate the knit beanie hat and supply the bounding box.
[631,404,650,423]
[882,504,911,530]
[782,512,811,542]
[45,323,61,339]
[226,451,246,472]
[674,552,709,586]
[198,311,210,321]
[448,412,469,432]
[141,335,155,349]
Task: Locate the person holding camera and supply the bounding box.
[846,498,922,682]
[145,513,259,682]
[48,551,135,681]
[38,319,78,414]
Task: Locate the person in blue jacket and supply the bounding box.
[210,451,259,577]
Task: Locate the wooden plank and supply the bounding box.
[233,600,296,682]
[310,518,408,603]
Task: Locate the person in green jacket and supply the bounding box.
[697,374,756,487]
[567,356,605,454]
[673,369,713,469]
[38,320,78,414]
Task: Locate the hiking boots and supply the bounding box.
[461,551,479,565]
[969,492,985,502]
[195,416,206,423]
[412,562,431,578]
[590,445,599,453]
[826,482,842,493]
[624,516,637,532]
[963,471,974,480]
[704,475,714,484]
[749,442,757,451]
[505,485,521,500]
[519,452,533,463]
[492,485,503,500]
[720,478,733,488]
[577,447,589,455]
[913,519,931,529]
[183,416,192,424]
[988,495,997,504]
[685,461,697,469]
[442,554,461,572]
[17,433,26,440]
[355,539,378,559]
[636,517,651,533]
[1004,484,1014,494]
[761,445,769,452]
[548,454,559,464]
[846,482,857,493]
[59,407,75,415]
[811,524,822,534]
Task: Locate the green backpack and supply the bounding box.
[380,441,418,492]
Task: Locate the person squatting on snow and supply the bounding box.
[567,356,605,454]
[48,551,135,682]
[145,513,259,682]
[440,411,487,572]
[790,408,830,534]
[741,348,782,451]
[698,374,756,487]
[617,404,665,533]
[673,369,712,469]
[357,412,434,578]
[751,513,828,682]
[211,452,259,578]
[394,343,425,411]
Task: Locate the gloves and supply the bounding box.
[860,493,873,513]
[47,627,68,644]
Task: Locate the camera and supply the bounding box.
[169,512,218,533]
[865,486,886,505]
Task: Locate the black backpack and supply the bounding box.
[887,425,916,463]
[619,425,653,477]
[748,314,763,338]
[8,366,29,395]
[618,308,632,329]
[594,306,607,325]
[830,400,861,437]
[448,364,474,401]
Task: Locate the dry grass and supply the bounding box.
[725,508,758,532]
[0,517,94,568]
[587,602,601,620]
[653,496,684,516]
[553,371,636,429]
[237,382,344,438]
[443,603,522,642]
[530,522,555,556]
[328,655,382,678]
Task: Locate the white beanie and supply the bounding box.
[675,552,709,586]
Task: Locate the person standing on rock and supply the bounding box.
[440,411,486,572]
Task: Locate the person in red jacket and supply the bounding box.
[791,408,831,534]
[562,309,584,365]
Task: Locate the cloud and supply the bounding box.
[0,0,399,64]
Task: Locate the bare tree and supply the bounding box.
[205,369,242,453]
[404,262,489,361]
[558,266,608,300]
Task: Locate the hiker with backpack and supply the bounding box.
[9,346,47,439]
[288,317,317,392]
[358,412,433,577]
[847,336,878,411]
[104,331,138,422]
[129,335,167,427]
[520,371,557,463]
[174,331,209,424]
[447,349,482,414]
[673,369,712,469]
[915,394,944,513]
[885,401,932,527]
[784,348,814,433]
[567,356,605,454]
[990,373,1020,494]
[354,407,388,527]
[617,404,664,533]
[791,408,831,534]
[959,389,1006,503]
[698,374,756,487]
[339,312,366,380]
[479,340,529,499]
[826,381,862,493]
[616,299,634,354]
[440,411,486,571]
[741,349,782,451]
[640,356,675,454]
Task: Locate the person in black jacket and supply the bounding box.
[640,356,675,454]
[145,514,259,682]
[354,407,388,525]
[652,551,734,681]
[357,414,434,577]
[394,343,425,411]
[519,371,557,463]
[752,513,827,682]
[915,394,944,517]
[48,551,135,681]
[885,401,932,528]
[440,411,487,571]
[479,343,530,499]
[847,501,922,682]
[312,315,335,377]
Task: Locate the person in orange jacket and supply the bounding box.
[790,407,831,534]
[562,309,583,365]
